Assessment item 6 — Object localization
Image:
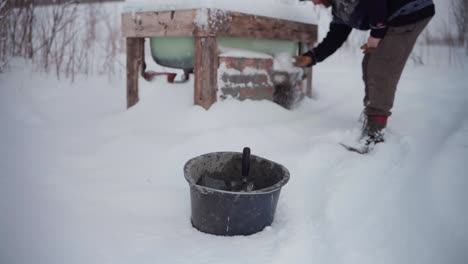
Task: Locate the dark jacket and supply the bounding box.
[309,0,435,65]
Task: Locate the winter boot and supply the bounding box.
[361,115,387,145]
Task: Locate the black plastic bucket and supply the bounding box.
[183,150,290,236]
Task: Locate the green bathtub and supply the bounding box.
[150,37,298,70]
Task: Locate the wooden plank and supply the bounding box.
[194,36,218,109]
[122,10,199,38]
[210,9,318,43]
[122,9,317,42]
[126,37,144,108]
[30,0,123,6]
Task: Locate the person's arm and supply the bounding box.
[296,18,352,67]
[366,0,388,39]
[312,21,352,64]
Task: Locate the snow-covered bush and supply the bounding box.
[1,0,125,80]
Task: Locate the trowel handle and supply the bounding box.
[242,147,251,177]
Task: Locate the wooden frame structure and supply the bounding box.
[122,8,318,109]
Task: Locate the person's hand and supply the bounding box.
[367,36,381,48]
[360,43,374,54]
[293,55,313,67]
[361,37,381,54]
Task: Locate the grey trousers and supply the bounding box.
[362,17,433,117]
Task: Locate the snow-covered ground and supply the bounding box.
[1,48,467,264]
[1,0,467,263]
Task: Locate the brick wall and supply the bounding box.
[218,56,275,101]
[218,56,305,109]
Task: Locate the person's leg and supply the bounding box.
[364,17,433,117]
[362,53,371,107]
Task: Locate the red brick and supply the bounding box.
[239,87,274,100]
[219,56,273,72]
[220,57,240,70]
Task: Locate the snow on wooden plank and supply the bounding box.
[122,8,317,43]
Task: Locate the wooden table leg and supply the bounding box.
[305,42,314,98]
[126,37,144,108]
[194,36,218,110]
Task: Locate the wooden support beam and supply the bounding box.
[305,42,315,98]
[213,10,318,42]
[126,37,144,108]
[194,36,218,109]
[122,10,198,38]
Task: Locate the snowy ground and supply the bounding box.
[1,49,468,264]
